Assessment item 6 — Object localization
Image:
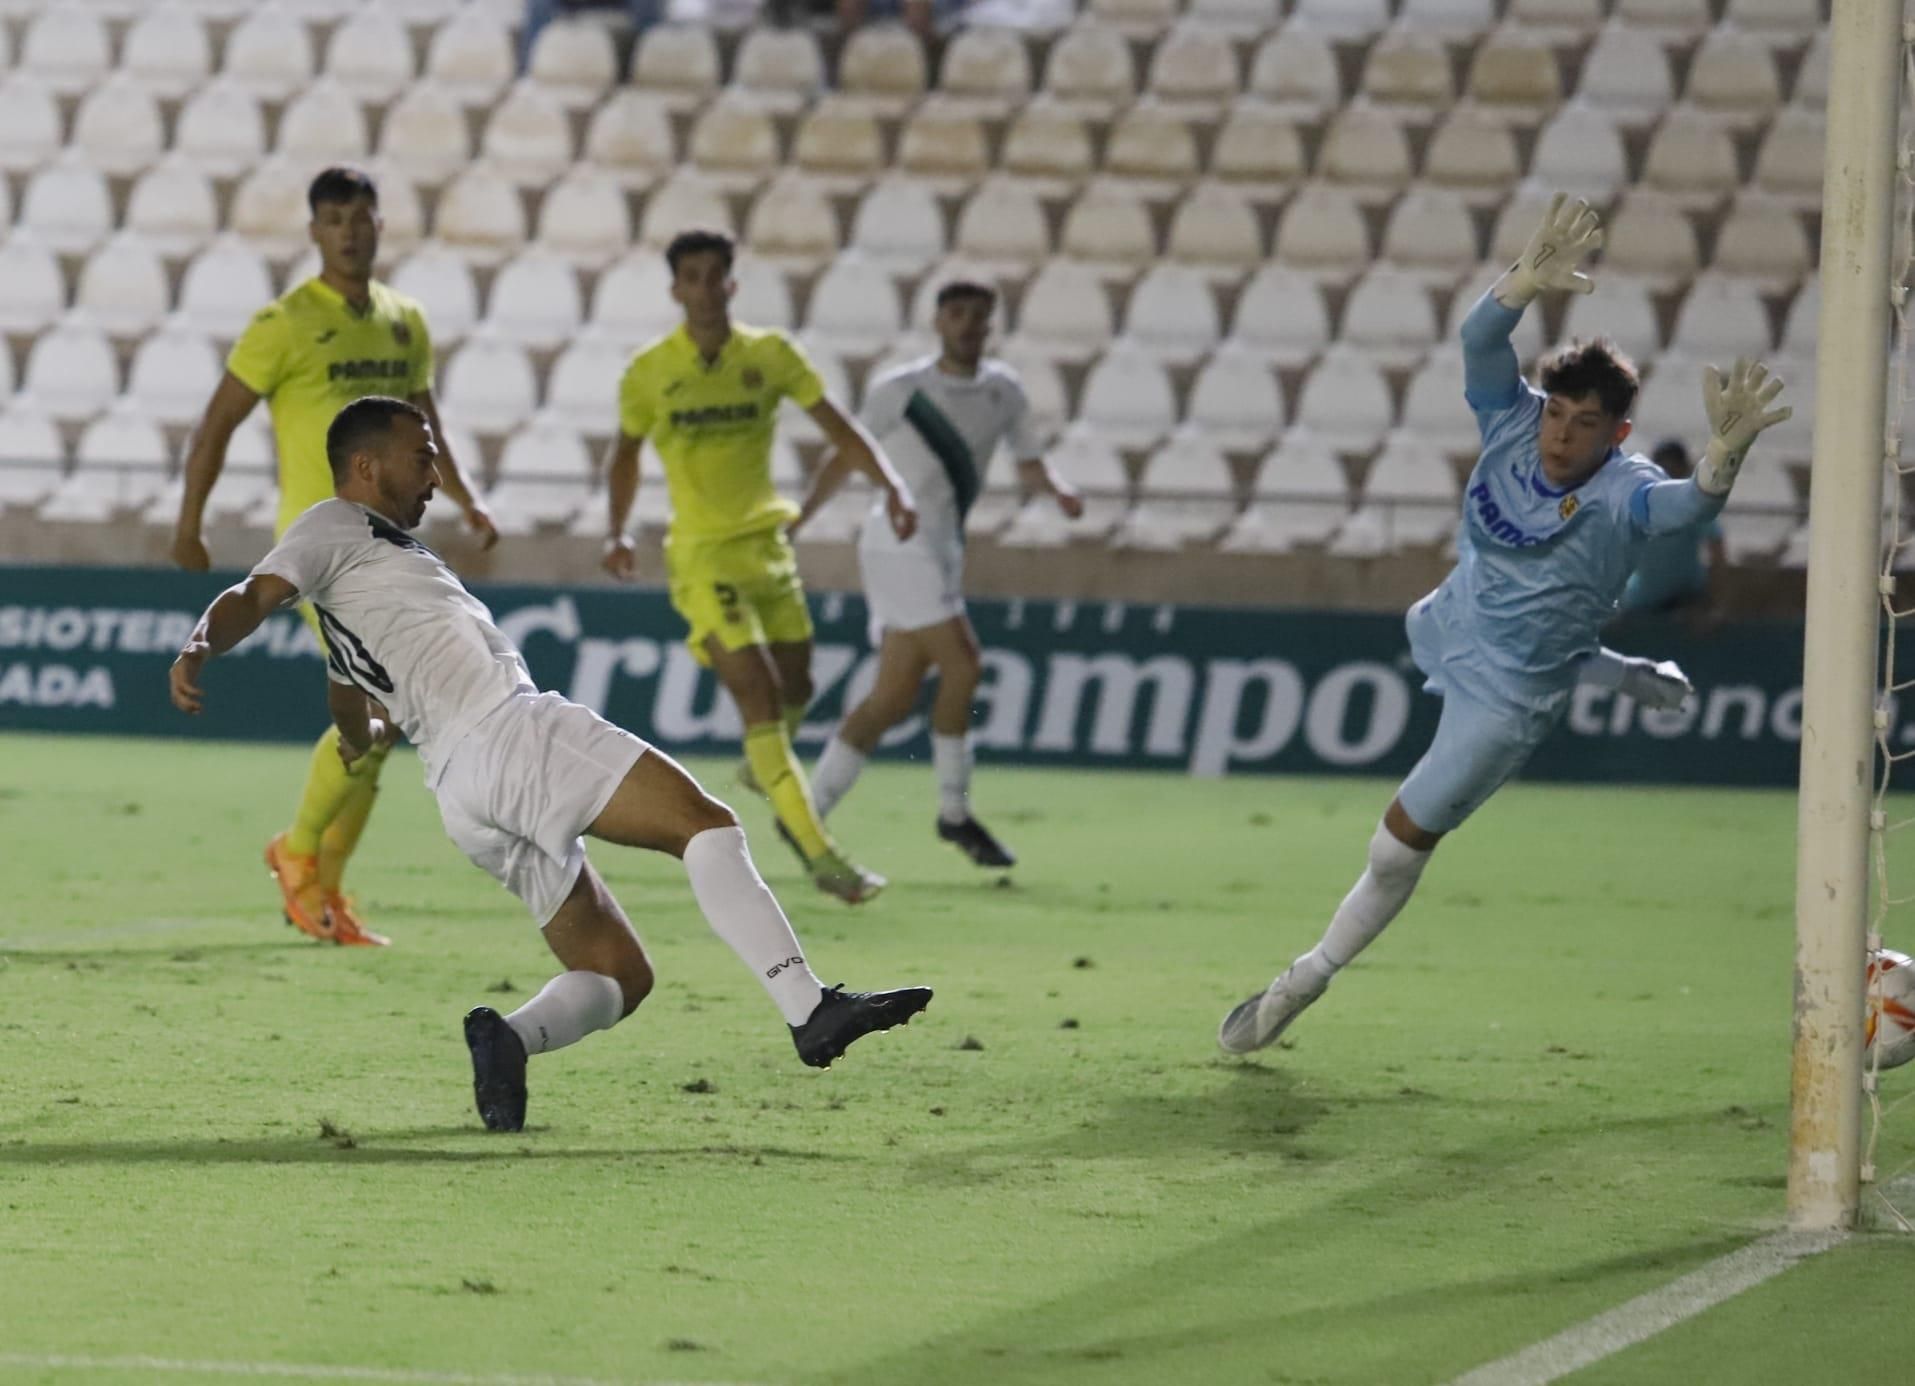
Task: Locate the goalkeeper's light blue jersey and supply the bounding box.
[1420,293,1725,700]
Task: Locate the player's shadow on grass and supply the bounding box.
[0,1134,850,1167]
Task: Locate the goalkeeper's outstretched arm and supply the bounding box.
[1460,193,1605,412]
[1630,357,1792,536]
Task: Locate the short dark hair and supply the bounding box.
[1539,338,1639,418]
[326,396,426,481]
[935,279,997,311]
[665,229,735,276]
[308,166,378,216]
[1651,437,1691,469]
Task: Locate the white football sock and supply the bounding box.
[1290,821,1433,991]
[932,732,973,825]
[682,825,824,1025]
[810,733,867,820]
[505,970,625,1056]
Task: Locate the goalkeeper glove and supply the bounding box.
[1697,357,1792,497]
[1498,192,1604,307]
[1580,648,1694,712]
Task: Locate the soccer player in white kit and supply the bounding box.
[1217,195,1793,1056]
[798,281,1082,868]
[169,398,932,1132]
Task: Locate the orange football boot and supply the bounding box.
[322,892,389,948]
[264,833,335,942]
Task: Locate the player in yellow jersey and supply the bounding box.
[603,230,917,905]
[170,166,498,946]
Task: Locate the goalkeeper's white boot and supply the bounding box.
[1218,967,1328,1055]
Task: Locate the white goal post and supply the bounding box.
[1788,0,1907,1232]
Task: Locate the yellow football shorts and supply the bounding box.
[665,527,814,664]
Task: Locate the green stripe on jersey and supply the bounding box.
[903,390,981,524]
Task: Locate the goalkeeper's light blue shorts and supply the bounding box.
[1395,594,1571,835]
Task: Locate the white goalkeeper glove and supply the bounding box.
[1580,648,1693,711]
[1497,192,1604,307]
[1697,357,1792,497]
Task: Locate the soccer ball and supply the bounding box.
[1865,948,1915,1071]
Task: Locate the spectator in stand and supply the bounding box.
[518,0,659,73]
[1620,439,1727,617]
[836,0,963,39]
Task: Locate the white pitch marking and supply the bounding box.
[1445,1228,1848,1386]
[0,1354,766,1386]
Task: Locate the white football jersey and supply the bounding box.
[252,499,535,784]
[859,356,1046,547]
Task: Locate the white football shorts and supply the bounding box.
[858,519,964,645]
[433,690,649,924]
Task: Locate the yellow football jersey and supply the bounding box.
[226,277,434,536]
[616,323,824,544]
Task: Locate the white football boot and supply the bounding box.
[1218,966,1327,1055]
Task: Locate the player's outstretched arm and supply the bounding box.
[791,447,855,535]
[1633,359,1792,536]
[807,399,918,541]
[411,390,497,550]
[1494,192,1603,308]
[170,572,299,714]
[172,373,261,572]
[601,433,642,579]
[1017,456,1083,518]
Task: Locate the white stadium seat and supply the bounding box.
[1291,0,1388,40]
[127,328,222,426]
[1078,344,1178,451]
[1712,193,1813,292]
[1577,24,1675,130]
[1182,0,1280,37]
[1186,344,1283,454]
[590,251,678,343]
[991,340,1069,451]
[631,25,723,113]
[1146,24,1239,116]
[1720,458,1799,563]
[0,76,62,173]
[1423,105,1522,206]
[526,18,618,110]
[1395,0,1495,42]
[1754,108,1825,209]
[1011,258,1115,364]
[1602,191,1702,289]
[122,6,212,100]
[732,28,826,115]
[1058,180,1157,278]
[323,7,415,105]
[0,407,68,510]
[1273,183,1371,285]
[1209,101,1306,194]
[1167,182,1262,279]
[1505,0,1606,44]
[1228,264,1331,368]
[1487,180,1559,265]
[174,79,267,180]
[71,78,164,180]
[378,82,473,188]
[1223,429,1350,553]
[423,7,515,106]
[1465,29,1562,123]
[837,24,927,118]
[125,157,219,258]
[792,97,885,193]
[848,177,946,276]
[47,408,172,522]
[1087,0,1180,39]
[390,242,481,347]
[1379,187,1478,287]
[1317,105,1415,208]
[1001,102,1095,194]
[24,315,120,422]
[1122,263,1221,365]
[1000,425,1128,545]
[75,235,170,338]
[1116,429,1238,549]
[1685,26,1782,131]
[1247,26,1341,121]
[1667,274,1774,362]
[1640,109,1740,210]
[441,333,539,436]
[1331,431,1459,555]
[1530,104,1629,202]
[952,179,1052,277]
[220,5,315,97]
[433,164,529,268]
[489,419,594,534]
[638,169,736,249]
[277,79,371,167]
[743,174,840,271]
[1559,275,1662,363]
[1615,0,1712,43]
[1340,266,1440,371]
[482,81,576,188]
[897,107,991,194]
[1041,23,1136,119]
[545,330,631,436]
[76,408,170,473]
[1400,346,1482,457]
[178,237,277,341]
[1631,353,1712,455]
[22,9,110,96]
[1726,0,1821,46]
[731,256,796,331]
[1296,345,1393,456]
[804,255,901,360]
[1780,279,1818,357]
[688,97,781,192]
[20,161,113,256]
[1102,102,1200,193]
[583,92,677,188]
[536,166,632,270]
[936,26,1034,119]
[1792,29,1829,110]
[1360,29,1457,116]
[0,234,66,335]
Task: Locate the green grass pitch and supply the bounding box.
[0,732,1910,1386]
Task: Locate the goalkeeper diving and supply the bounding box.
[1220,194,1792,1055]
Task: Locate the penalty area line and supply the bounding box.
[0,1353,768,1386]
[1444,1228,1848,1386]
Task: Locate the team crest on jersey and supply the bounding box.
[390,320,412,347]
[1558,494,1580,521]
[741,367,764,390]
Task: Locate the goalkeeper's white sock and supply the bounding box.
[810,733,866,820]
[682,825,824,1025]
[506,970,625,1056]
[1291,821,1433,991]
